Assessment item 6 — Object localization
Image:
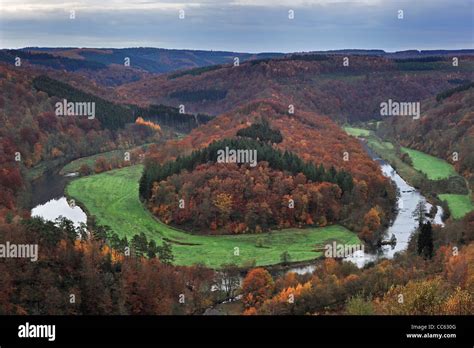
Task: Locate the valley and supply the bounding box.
[28,124,447,271]
[1,45,473,318]
[343,125,474,220]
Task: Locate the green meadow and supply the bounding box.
[67,165,360,268]
[343,127,457,181]
[343,125,472,220]
[343,126,372,137]
[400,147,457,180]
[344,127,427,187]
[438,194,474,219]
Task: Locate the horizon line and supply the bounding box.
[2,46,474,55]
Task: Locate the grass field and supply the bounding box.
[346,129,427,188]
[438,194,474,219]
[344,127,457,181]
[343,126,459,186]
[343,126,372,137]
[66,165,360,268]
[343,125,471,220]
[401,148,457,180]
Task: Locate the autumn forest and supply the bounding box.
[0,1,473,345]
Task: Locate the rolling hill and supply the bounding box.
[377,84,474,189]
[116,53,474,122]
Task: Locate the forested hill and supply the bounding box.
[15,47,474,73]
[145,99,391,200]
[33,75,134,130]
[0,63,213,214]
[19,47,284,74]
[142,99,396,240]
[0,47,281,90]
[377,83,474,188]
[139,137,354,200]
[33,75,212,132]
[0,49,107,71]
[117,53,474,122]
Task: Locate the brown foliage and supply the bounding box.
[242,268,274,308]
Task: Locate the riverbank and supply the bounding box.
[344,126,474,219]
[21,142,155,209]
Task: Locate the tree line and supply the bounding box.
[436,81,473,101]
[33,75,214,132]
[130,104,213,133]
[33,75,135,130]
[236,118,283,143]
[140,137,354,200]
[0,49,107,71]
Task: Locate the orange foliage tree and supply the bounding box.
[242,268,275,308]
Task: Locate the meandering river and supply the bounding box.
[30,148,444,273]
[287,156,444,274]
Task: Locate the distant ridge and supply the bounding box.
[16,47,284,74]
[306,49,474,58]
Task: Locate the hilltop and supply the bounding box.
[141,99,396,243]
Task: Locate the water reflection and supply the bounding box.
[289,161,444,273]
[31,197,87,227]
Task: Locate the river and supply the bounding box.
[30,169,86,227]
[288,152,444,273]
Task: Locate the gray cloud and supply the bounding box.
[0,0,472,51]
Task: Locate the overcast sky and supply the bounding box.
[0,0,472,52]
